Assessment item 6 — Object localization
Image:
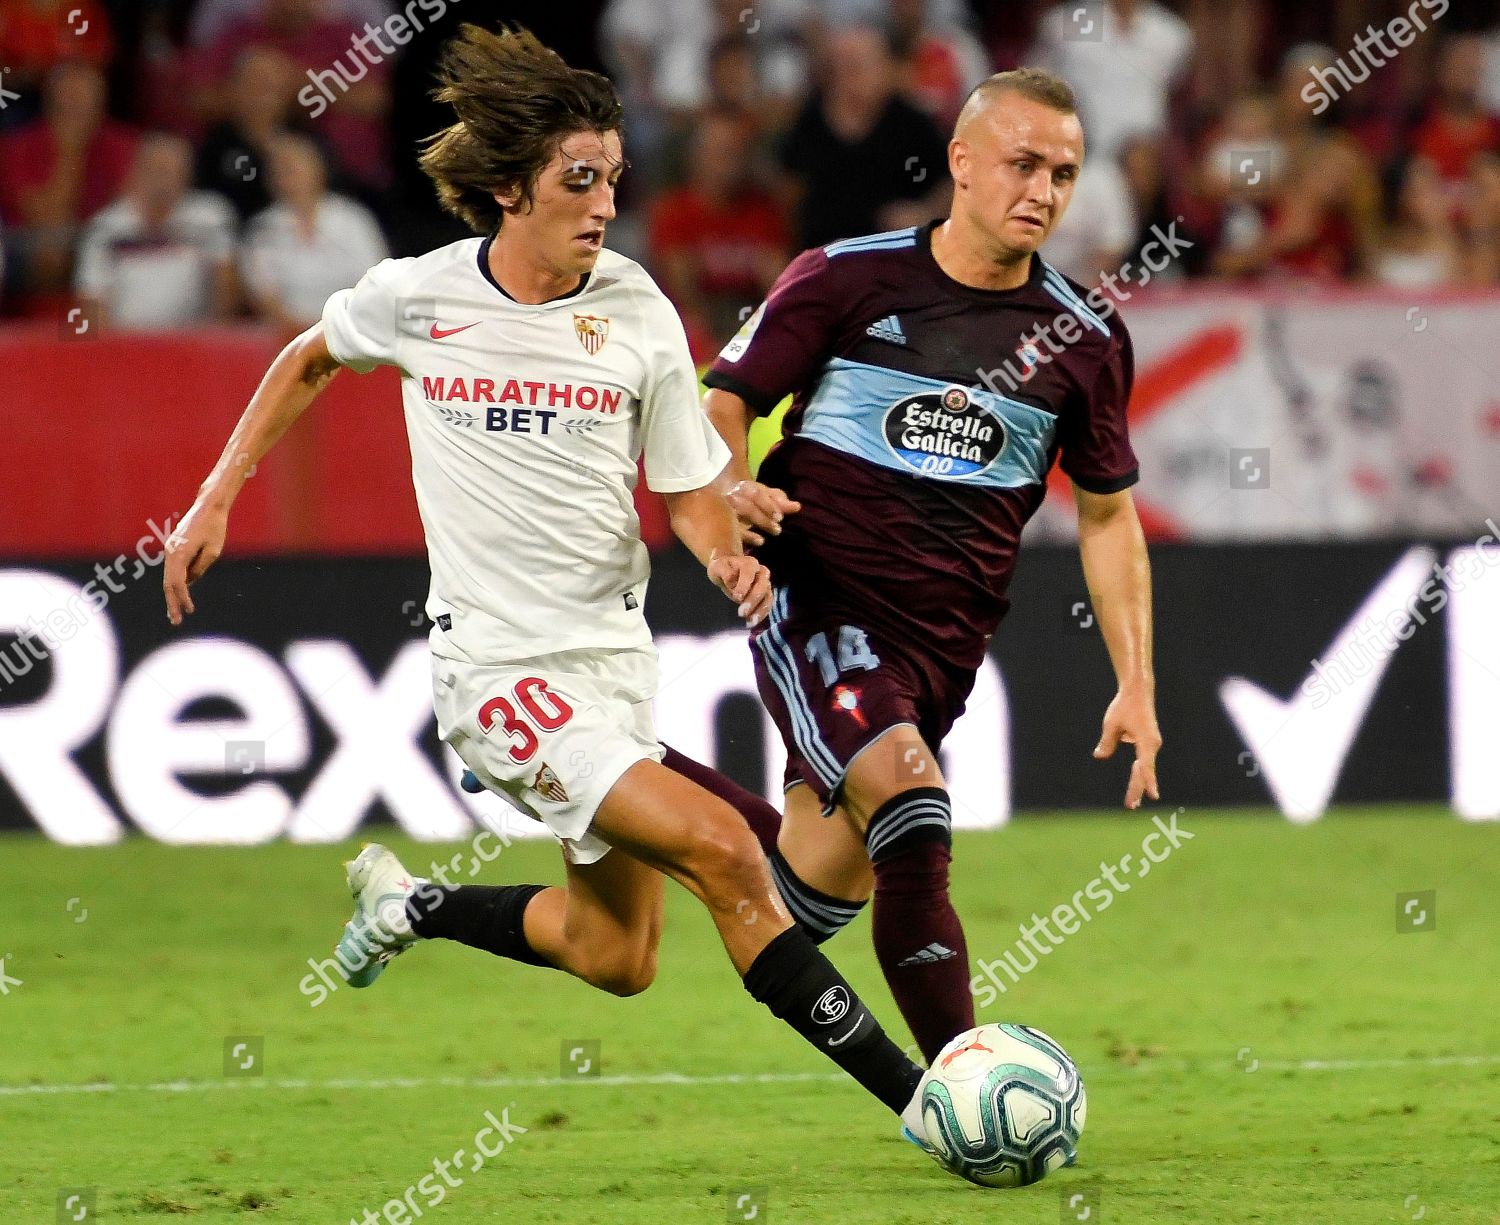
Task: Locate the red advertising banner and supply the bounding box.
[0,324,673,557]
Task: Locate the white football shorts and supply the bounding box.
[432,645,664,865]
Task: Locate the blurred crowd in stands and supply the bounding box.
[2,0,1500,357]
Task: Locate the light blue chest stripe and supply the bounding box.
[1039,261,1110,335]
[797,357,1057,488]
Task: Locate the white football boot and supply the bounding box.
[901,1082,941,1162]
[335,844,421,988]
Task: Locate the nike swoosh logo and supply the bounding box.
[827,1013,866,1047]
[430,322,480,340]
[1219,546,1434,821]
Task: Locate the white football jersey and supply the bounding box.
[322,238,729,665]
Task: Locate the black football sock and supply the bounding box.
[405,883,554,968]
[741,925,922,1114]
[661,743,784,857]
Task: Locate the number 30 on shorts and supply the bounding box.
[477,677,575,764]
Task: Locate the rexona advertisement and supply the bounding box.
[1,542,1496,844]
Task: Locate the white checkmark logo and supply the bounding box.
[1220,546,1435,822]
[828,1013,866,1047]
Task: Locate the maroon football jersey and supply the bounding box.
[704,220,1137,674]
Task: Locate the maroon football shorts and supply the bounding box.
[749,587,974,814]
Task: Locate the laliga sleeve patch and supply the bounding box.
[719,301,765,364]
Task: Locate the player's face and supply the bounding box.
[950,95,1083,259]
[499,129,625,278]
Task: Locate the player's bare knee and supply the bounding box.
[846,734,941,825]
[679,805,768,907]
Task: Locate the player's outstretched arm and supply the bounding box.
[163,325,343,625]
[663,484,772,627]
[1075,485,1162,809]
[703,388,800,547]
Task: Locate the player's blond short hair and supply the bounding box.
[957,68,1078,134]
[419,25,623,235]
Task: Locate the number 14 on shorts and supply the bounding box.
[805,625,881,686]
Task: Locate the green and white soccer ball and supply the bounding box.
[919,1022,1086,1188]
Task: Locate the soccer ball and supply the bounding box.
[918,1023,1086,1188]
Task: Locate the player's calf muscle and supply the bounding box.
[573,944,657,997]
[530,890,658,997]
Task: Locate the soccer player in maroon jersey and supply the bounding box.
[698,69,1162,1063]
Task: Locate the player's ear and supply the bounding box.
[493,178,525,215]
[948,138,968,191]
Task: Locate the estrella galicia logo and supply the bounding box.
[882,385,1006,478]
[813,985,851,1024]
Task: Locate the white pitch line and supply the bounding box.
[3,1054,1497,1099]
[1258,1054,1500,1073]
[0,1071,845,1098]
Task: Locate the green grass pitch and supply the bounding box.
[3,807,1498,1223]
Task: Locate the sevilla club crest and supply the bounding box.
[574,314,609,355]
[532,763,570,804]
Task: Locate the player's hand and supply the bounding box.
[1093,689,1161,810]
[707,552,772,627]
[163,499,230,626]
[725,479,801,547]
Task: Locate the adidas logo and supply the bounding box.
[865,314,906,345]
[897,941,956,966]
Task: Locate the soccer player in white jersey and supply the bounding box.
[162,24,935,1158]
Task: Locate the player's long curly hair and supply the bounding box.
[419,25,623,234]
